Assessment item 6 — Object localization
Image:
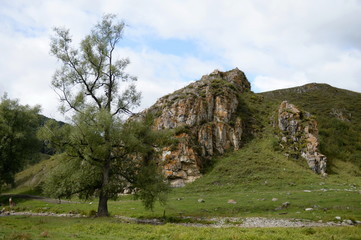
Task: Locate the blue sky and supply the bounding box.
[0,0,361,121]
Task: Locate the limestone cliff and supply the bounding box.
[141,68,251,187]
[277,101,327,176]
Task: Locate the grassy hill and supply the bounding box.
[5,83,361,223]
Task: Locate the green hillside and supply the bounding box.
[6,83,361,223]
[183,84,361,190]
[261,83,361,171]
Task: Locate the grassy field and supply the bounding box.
[3,133,361,222]
[1,216,361,240]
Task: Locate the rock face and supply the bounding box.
[277,101,327,176]
[142,68,251,187]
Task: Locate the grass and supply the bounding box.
[1,216,361,240]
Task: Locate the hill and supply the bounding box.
[12,69,361,193]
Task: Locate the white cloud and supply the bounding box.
[118,47,221,111]
[0,0,360,120]
[253,72,311,93]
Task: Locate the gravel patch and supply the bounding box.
[1,211,356,228]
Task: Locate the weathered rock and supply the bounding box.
[330,108,351,122]
[139,68,251,186]
[227,199,237,204]
[343,219,354,225]
[277,101,327,176]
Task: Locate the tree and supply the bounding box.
[41,14,170,216]
[0,94,41,192]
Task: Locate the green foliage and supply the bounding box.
[44,14,170,216]
[42,154,102,200]
[133,161,170,210]
[210,78,237,96]
[0,94,41,191]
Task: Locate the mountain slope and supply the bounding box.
[260,83,361,171]
[182,84,361,193]
[11,72,361,193]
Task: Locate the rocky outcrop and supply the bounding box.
[142,68,251,186]
[277,101,327,176]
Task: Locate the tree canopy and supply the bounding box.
[0,94,41,192]
[40,14,170,216]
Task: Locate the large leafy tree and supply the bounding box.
[0,94,41,191]
[40,14,169,216]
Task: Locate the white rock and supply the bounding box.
[272,198,278,202]
[335,216,341,220]
[305,208,313,211]
[343,219,354,225]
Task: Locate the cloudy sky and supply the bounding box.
[1,0,361,121]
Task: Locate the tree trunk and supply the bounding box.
[97,191,109,217]
[97,158,111,217]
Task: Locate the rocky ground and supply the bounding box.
[1,210,358,228]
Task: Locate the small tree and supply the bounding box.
[0,94,41,192]
[41,14,170,216]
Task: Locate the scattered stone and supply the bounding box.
[281,202,290,208]
[272,198,278,202]
[343,220,354,225]
[303,190,312,192]
[40,231,49,238]
[198,199,205,203]
[305,208,313,211]
[335,216,341,220]
[227,199,237,204]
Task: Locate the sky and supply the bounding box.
[1,0,361,121]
